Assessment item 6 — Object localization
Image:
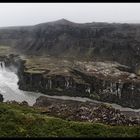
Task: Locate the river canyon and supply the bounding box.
[0,19,140,123]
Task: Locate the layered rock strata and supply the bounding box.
[17,57,140,109]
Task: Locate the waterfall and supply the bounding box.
[118,88,121,99]
[131,83,134,95]
[0,63,45,106]
[85,87,91,94]
[65,78,69,88]
[117,83,123,99]
[110,83,113,93]
[0,61,5,71]
[67,80,69,88]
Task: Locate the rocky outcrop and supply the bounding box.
[0,94,4,102]
[33,96,140,126]
[18,70,140,109]
[17,58,140,109]
[18,71,90,97]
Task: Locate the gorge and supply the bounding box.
[0,54,139,113]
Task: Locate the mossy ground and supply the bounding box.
[0,102,139,137]
[0,46,15,56]
[22,56,73,74]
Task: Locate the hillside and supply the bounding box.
[0,101,139,137]
[0,19,140,70]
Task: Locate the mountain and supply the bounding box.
[0,19,140,70]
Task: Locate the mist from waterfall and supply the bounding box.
[0,61,43,105]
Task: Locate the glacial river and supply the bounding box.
[0,62,140,113]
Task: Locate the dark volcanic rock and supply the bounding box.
[33,96,140,126]
[20,101,28,106]
[16,58,140,109]
[0,94,4,102]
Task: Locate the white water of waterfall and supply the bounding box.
[65,79,69,88]
[0,62,44,106]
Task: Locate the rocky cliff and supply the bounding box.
[16,56,140,109]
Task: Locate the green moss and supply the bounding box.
[0,102,139,137]
[90,93,100,100]
[0,45,15,56]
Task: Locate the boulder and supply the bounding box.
[21,101,28,106]
[0,94,4,102]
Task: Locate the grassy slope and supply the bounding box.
[0,46,15,56]
[0,102,139,137]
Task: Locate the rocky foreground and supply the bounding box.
[33,96,140,126]
[0,101,140,137]
[3,95,140,126]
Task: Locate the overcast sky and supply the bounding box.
[0,3,140,27]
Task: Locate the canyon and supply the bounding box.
[0,53,140,109]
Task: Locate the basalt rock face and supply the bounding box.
[17,58,140,109]
[18,71,140,109]
[18,70,91,97]
[0,19,140,71]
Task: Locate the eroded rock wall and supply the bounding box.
[17,60,140,109]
